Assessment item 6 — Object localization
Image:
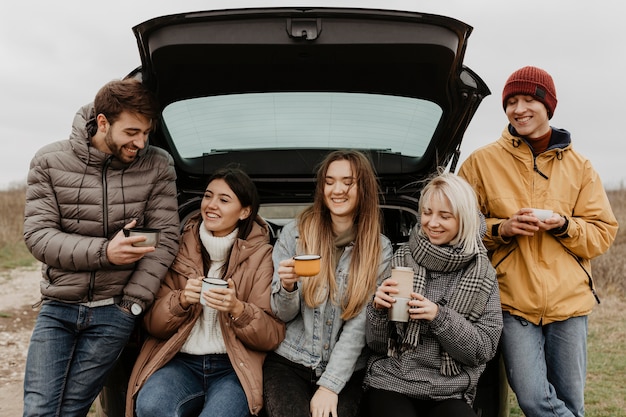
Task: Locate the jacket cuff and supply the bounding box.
[550,215,570,238]
[121,296,143,307]
[367,303,388,321]
[171,291,190,316]
[491,222,512,244]
[229,304,252,327]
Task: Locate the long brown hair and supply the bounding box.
[298,150,383,320]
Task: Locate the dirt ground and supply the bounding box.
[0,264,41,417]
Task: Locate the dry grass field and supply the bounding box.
[592,189,626,298]
[0,186,32,270]
[0,185,624,416]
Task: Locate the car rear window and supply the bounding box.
[162,92,442,159]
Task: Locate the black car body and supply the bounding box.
[97,7,505,417]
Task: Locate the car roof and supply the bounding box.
[131,7,489,201]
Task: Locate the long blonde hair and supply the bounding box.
[298,150,383,320]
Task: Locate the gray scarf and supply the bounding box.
[387,224,496,376]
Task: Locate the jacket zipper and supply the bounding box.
[88,157,112,301]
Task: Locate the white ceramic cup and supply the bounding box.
[531,208,553,222]
[389,297,411,322]
[200,277,228,306]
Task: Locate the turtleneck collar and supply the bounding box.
[199,222,238,263]
[526,128,552,155]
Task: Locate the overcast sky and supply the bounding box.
[1,0,624,190]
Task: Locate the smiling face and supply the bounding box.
[505,94,551,139]
[323,159,358,222]
[420,192,459,246]
[201,178,251,237]
[95,111,152,163]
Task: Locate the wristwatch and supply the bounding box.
[119,300,143,316]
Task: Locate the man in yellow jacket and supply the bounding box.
[459,66,618,417]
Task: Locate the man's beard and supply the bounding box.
[104,129,138,163]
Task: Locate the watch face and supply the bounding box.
[131,303,142,315]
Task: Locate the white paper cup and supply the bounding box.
[201,277,228,306]
[389,297,411,322]
[531,209,553,222]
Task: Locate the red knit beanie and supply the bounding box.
[502,66,557,119]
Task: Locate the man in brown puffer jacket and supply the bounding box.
[22,78,180,417]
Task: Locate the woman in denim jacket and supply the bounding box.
[263,150,393,417]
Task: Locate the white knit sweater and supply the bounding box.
[181,225,238,354]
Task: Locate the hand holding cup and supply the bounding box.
[107,220,155,265]
[372,278,400,309]
[123,227,161,247]
[201,277,228,306]
[389,297,411,322]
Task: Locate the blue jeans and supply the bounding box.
[23,301,136,417]
[501,312,587,417]
[135,352,249,417]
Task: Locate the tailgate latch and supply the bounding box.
[287,18,321,40]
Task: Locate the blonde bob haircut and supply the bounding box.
[418,172,482,254]
[297,150,383,320]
